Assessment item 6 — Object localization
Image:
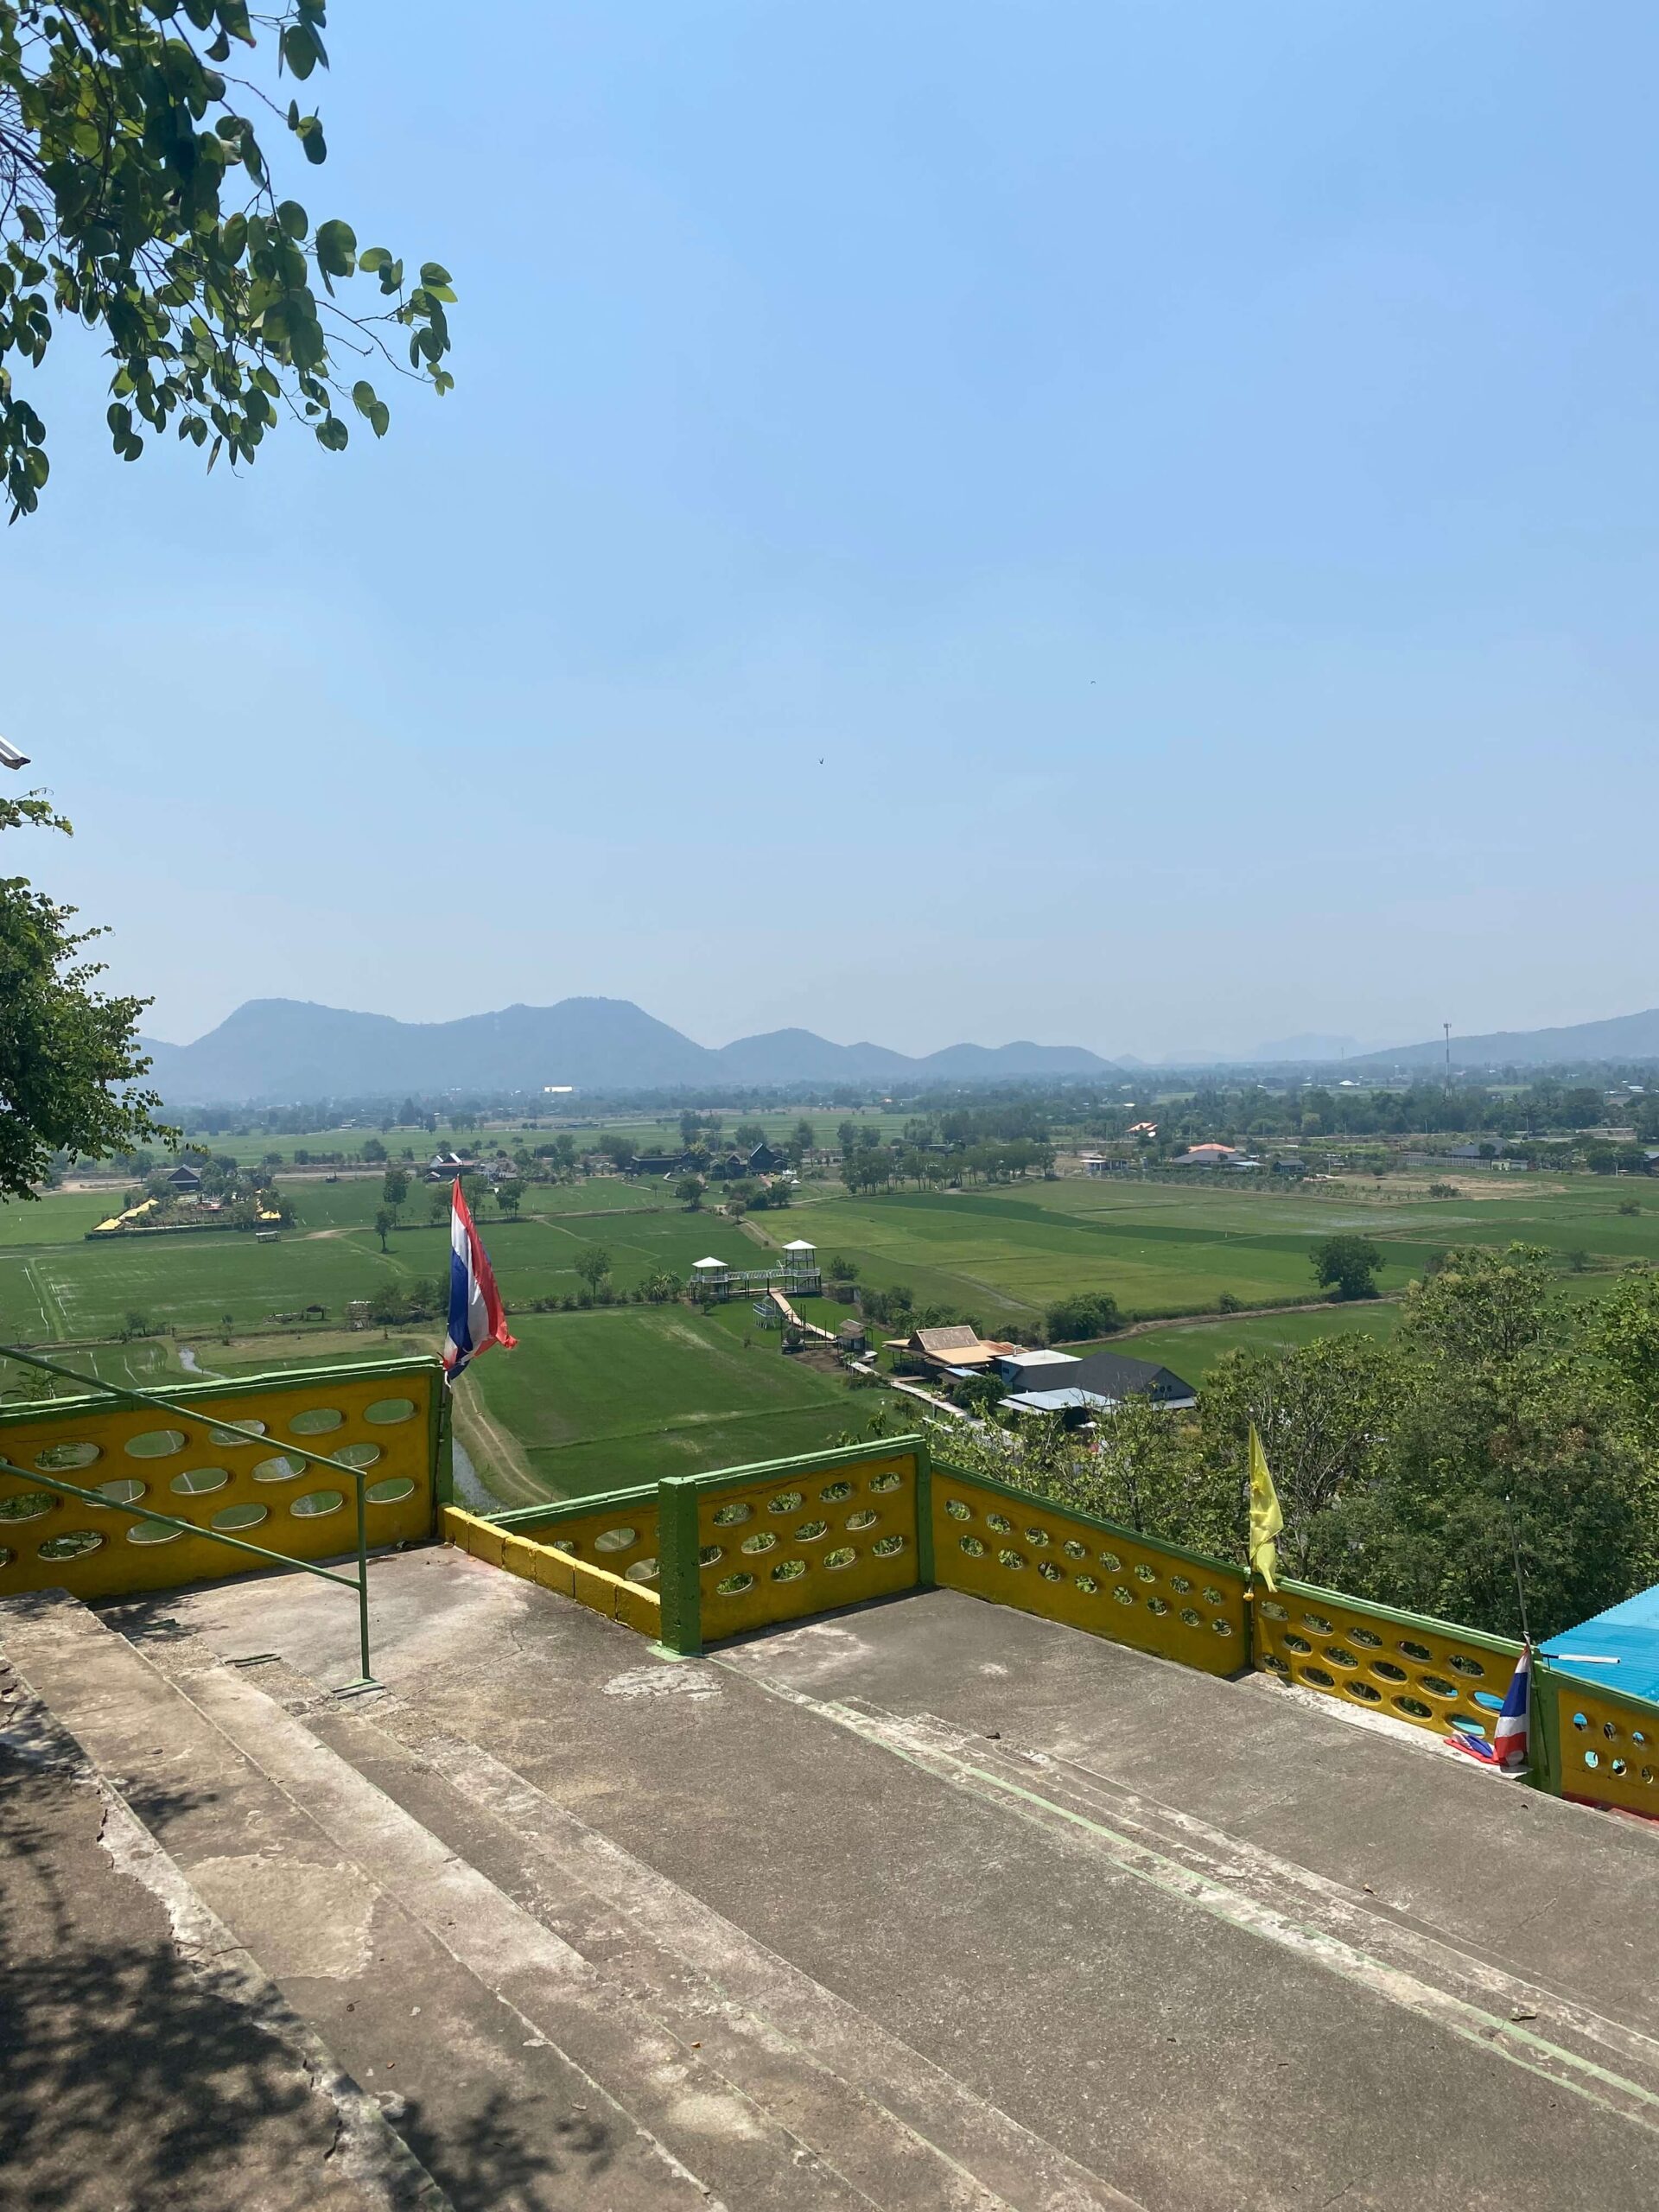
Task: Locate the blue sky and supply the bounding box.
[8,2,1659,1061]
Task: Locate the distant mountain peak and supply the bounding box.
[138,995,1119,1103]
[1351,1007,1659,1071]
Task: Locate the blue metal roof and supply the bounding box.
[1541,1582,1659,1708]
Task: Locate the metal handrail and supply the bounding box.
[0,1343,408,1688]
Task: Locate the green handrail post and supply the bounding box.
[654,1476,704,1657]
[354,1449,372,1685]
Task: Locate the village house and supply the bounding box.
[995,1347,1084,1390]
[423,1146,479,1182]
[1001,1346,1198,1418]
[896,1324,1020,1375]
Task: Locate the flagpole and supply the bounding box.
[1504,1491,1533,1647]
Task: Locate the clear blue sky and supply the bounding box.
[9,2,1659,1062]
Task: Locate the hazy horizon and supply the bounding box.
[135,988,1658,1071]
[10,3,1659,1060]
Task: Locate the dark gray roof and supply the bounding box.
[1056,1349,1197,1404]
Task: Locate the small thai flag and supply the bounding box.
[442,1179,517,1383]
[1448,1643,1529,1773]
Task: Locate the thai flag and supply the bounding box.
[1448,1644,1529,1773]
[442,1179,517,1382]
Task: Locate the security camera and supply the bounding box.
[0,735,29,771]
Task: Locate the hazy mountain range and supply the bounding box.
[136,998,1120,1103]
[134,995,1659,1104]
[1348,1007,1659,1070]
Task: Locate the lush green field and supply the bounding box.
[0,1174,772,1346]
[5,1166,1654,1510]
[776,1175,1659,1326]
[1117,1303,1402,1381]
[1098,1268,1622,1385]
[461,1306,874,1498]
[0,1192,130,1245]
[7,1170,1653,1359]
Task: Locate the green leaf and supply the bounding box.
[351,379,378,416]
[359,246,391,273]
[419,263,452,288]
[281,23,319,78]
[277,200,308,239]
[315,219,356,278]
[221,212,247,262]
[315,416,349,452]
[300,118,328,166]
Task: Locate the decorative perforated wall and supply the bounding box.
[0,1359,440,1602]
[1252,1580,1520,1748]
[656,1441,923,1653]
[931,1463,1247,1675]
[1551,1680,1659,1816]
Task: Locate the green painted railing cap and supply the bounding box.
[1266,1575,1522,1658]
[658,1433,925,1499]
[489,1481,661,1530]
[0,1351,442,1434]
[1540,1665,1659,1721]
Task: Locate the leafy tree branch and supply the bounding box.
[0,0,456,518]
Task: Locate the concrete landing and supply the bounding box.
[118,1548,1659,2212]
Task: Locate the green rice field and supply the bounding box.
[459,1305,874,1500]
[3,1166,1655,1505]
[776,1175,1659,1328]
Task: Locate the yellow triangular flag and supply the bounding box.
[1248,1422,1283,1593]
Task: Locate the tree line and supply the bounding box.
[941,1248,1659,1642]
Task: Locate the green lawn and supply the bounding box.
[0,1192,130,1244]
[463,1306,875,1497]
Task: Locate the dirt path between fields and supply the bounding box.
[450,1383,543,1509]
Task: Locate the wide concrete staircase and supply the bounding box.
[7,1549,1659,2210]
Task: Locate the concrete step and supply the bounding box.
[0,1636,446,2212]
[3,1591,1123,2212]
[0,1592,854,2209]
[168,1640,1134,2212]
